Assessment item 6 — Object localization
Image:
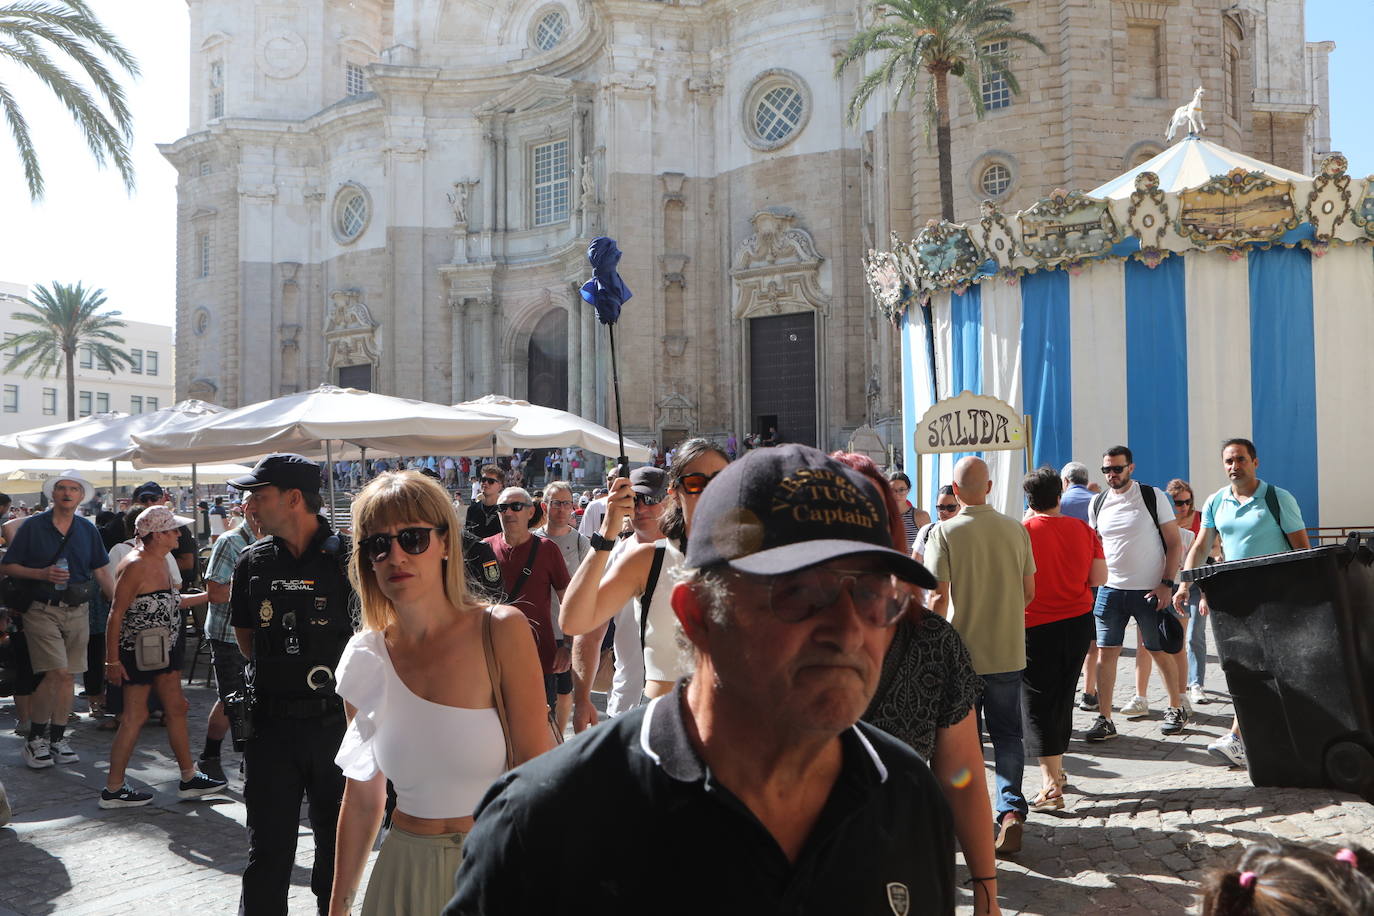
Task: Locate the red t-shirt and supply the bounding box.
[484,533,571,673]
[1023,515,1104,628]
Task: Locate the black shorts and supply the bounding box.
[208,638,247,704]
[117,639,186,686]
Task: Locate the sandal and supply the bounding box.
[1030,785,1066,812]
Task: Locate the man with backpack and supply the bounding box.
[1083,446,1187,742]
[1172,438,1308,768]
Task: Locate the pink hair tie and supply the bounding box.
[1336,849,1359,867]
[1238,871,1257,889]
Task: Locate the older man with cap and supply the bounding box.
[226,454,357,916]
[443,445,955,914]
[2,469,115,770]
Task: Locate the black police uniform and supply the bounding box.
[229,517,355,916]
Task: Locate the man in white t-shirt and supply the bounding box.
[1083,445,1187,742]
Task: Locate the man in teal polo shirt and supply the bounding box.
[1173,437,1309,767]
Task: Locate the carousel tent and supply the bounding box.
[873,135,1374,529]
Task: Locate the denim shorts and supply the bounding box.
[1093,586,1161,651]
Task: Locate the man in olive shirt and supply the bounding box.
[925,456,1036,855]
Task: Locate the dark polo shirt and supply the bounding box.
[443,682,955,915]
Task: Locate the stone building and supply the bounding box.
[162,0,1330,452]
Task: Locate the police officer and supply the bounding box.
[228,454,355,916]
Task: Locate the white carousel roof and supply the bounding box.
[1089,135,1310,200]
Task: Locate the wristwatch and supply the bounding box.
[1161,579,1177,589]
[589,532,615,552]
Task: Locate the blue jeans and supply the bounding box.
[1185,588,1207,688]
[978,670,1027,822]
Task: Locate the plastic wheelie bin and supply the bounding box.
[1181,535,1374,800]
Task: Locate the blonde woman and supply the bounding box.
[329,472,554,916]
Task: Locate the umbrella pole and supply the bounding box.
[326,441,336,522]
[192,463,200,540]
[110,459,117,507]
[359,447,367,485]
[607,324,628,473]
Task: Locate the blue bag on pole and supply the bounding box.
[580,237,633,325]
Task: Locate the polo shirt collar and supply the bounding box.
[1220,480,1267,505]
[639,681,890,786]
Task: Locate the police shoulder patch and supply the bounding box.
[482,560,501,583]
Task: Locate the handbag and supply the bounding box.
[3,528,74,611]
[482,607,563,772]
[134,626,172,671]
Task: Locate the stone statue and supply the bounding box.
[579,157,596,211]
[447,180,470,225]
[1166,86,1206,141]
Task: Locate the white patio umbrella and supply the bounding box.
[455,395,652,461]
[130,385,516,510]
[12,400,225,462]
[0,459,250,490]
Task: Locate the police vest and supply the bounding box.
[240,525,355,703]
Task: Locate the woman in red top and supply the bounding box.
[1022,467,1107,811]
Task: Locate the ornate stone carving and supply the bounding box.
[1305,153,1352,242]
[655,391,696,430]
[731,209,828,319]
[325,289,380,370]
[661,172,686,204]
[447,180,477,226]
[257,30,308,80]
[187,377,219,403]
[279,324,300,350]
[660,254,688,289]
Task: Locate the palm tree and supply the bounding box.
[0,0,140,200]
[5,281,133,420]
[836,0,1044,220]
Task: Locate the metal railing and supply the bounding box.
[1307,527,1373,546]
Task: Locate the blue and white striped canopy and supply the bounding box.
[1090,135,1309,200]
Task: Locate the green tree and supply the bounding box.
[5,281,133,420]
[0,0,140,200]
[835,0,1044,220]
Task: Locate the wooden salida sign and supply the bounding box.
[916,391,1025,454]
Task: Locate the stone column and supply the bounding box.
[450,297,467,402]
[482,299,499,395]
[580,300,596,419]
[566,297,582,416]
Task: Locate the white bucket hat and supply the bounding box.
[42,470,95,506]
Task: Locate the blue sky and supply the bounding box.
[0,1,1368,328]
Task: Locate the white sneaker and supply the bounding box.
[22,737,53,769]
[51,738,79,765]
[1208,732,1247,768]
[1120,695,1151,719]
[1189,684,1210,706]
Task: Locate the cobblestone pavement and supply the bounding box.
[0,638,1370,915]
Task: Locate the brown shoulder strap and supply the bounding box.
[482,607,515,770]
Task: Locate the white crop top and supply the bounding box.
[334,629,506,819]
[640,538,687,683]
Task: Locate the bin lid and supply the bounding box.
[1180,544,1358,582]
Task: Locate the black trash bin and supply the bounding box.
[1182,536,1374,800]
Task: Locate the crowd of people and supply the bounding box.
[0,431,1364,915]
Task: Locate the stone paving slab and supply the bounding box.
[0,639,1369,914]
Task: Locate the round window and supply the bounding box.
[333,184,371,244]
[980,164,1012,198]
[742,70,812,152]
[534,9,566,51]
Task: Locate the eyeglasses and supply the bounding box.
[764,567,910,628]
[937,503,958,513]
[548,499,574,509]
[496,502,532,513]
[359,526,447,563]
[481,477,501,486]
[677,471,721,495]
[1101,465,1129,475]
[634,493,664,506]
[1173,498,1193,507]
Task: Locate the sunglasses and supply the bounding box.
[677,471,721,496]
[1101,465,1129,475]
[496,502,532,513]
[765,568,910,628]
[481,477,501,486]
[359,526,447,563]
[1173,498,1193,507]
[937,503,958,513]
[634,493,664,506]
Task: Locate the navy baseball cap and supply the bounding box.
[228,453,322,493]
[132,481,165,503]
[685,444,936,587]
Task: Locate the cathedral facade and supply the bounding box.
[162,0,1330,452]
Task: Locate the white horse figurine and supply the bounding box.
[1166,86,1206,141]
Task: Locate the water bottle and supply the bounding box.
[54,558,68,592]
